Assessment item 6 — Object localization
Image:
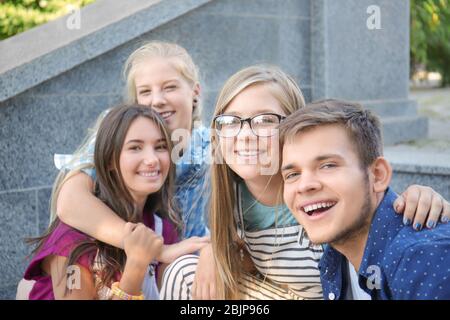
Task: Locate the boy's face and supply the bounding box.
[282,124,375,245]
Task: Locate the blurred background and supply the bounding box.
[409,0,450,150]
[0,0,96,41]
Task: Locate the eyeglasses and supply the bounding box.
[213,113,286,138]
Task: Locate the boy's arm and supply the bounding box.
[56,172,126,249]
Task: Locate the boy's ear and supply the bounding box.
[370,157,392,193]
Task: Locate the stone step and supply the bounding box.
[381,115,429,145]
[365,99,419,118]
[385,146,450,200]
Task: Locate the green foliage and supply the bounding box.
[411,0,450,86]
[0,0,96,40]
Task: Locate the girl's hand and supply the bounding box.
[123,222,163,267]
[393,185,450,231]
[192,243,216,300]
[157,236,210,264]
[118,223,163,297]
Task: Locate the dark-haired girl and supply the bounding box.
[23,105,209,299]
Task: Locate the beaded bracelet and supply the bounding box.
[110,282,144,300]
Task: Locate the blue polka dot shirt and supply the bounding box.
[319,188,450,300]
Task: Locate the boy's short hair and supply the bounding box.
[279,99,383,168]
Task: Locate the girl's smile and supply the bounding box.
[134,57,199,133]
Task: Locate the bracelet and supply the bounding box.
[110,282,144,300]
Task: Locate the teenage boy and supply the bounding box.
[279,99,450,300]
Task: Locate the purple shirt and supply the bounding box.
[24,211,179,300]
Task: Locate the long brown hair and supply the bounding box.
[209,65,305,299]
[28,104,181,295]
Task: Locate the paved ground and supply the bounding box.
[384,87,450,168]
[410,87,450,149]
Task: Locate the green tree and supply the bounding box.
[0,0,95,40]
[411,0,450,86]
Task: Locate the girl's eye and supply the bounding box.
[165,85,177,91]
[139,90,151,95]
[129,145,142,151]
[156,143,168,151]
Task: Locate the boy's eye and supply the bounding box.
[284,172,299,181]
[165,85,177,91]
[321,163,336,169]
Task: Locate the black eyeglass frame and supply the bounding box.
[213,112,286,137]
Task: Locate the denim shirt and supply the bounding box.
[319,188,450,300]
[173,126,211,238]
[54,125,211,240]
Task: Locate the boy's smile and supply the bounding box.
[297,199,338,220]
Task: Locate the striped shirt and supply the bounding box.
[235,183,324,299]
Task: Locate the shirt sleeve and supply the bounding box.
[53,134,96,179]
[24,222,95,281]
[390,241,450,300]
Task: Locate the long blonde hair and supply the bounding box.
[123,41,202,127]
[209,65,305,299]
